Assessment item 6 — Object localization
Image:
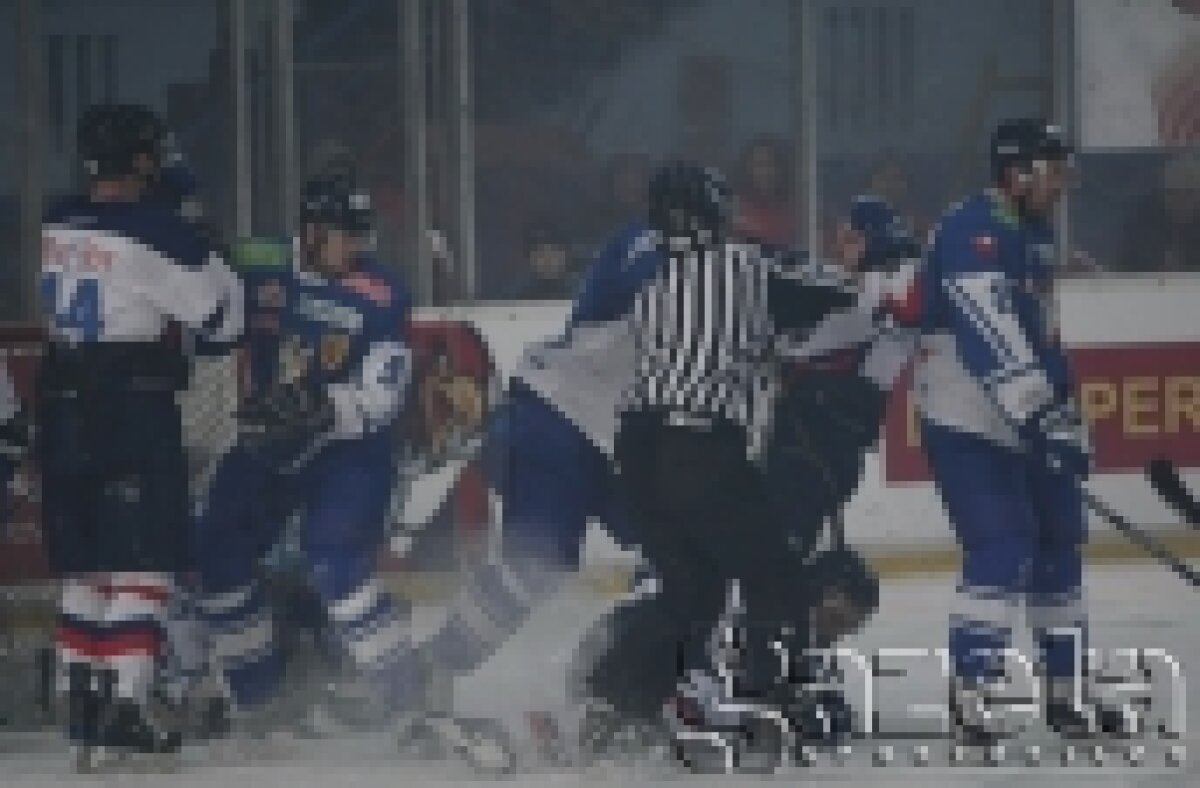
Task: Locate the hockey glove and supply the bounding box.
[1027,400,1091,480]
[237,381,335,467]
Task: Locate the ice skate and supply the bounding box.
[64,664,103,774]
[664,666,789,774]
[78,698,183,774]
[1044,678,1133,740]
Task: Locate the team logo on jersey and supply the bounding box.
[279,337,314,384]
[971,234,996,257]
[320,332,352,372]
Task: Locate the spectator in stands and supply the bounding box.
[506,220,577,300]
[1119,150,1200,273]
[733,134,797,247]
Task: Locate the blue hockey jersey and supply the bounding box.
[915,190,1072,447]
[274,255,413,444]
[568,221,665,327]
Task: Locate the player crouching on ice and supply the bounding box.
[189,175,428,750]
[917,118,1127,744]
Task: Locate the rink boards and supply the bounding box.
[0,276,1198,593]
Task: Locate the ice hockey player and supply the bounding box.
[766,194,920,568]
[917,118,1125,743]
[406,190,664,766]
[38,103,243,771]
[189,174,426,747]
[753,194,921,745]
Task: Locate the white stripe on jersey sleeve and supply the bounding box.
[944,270,1054,425]
[327,341,412,438]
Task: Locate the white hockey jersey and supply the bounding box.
[513,315,638,458]
[41,197,242,345]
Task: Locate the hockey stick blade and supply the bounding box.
[1080,489,1200,589]
[1147,457,1200,530]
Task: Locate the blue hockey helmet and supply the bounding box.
[648,160,732,245]
[77,103,166,179]
[848,195,919,270]
[990,118,1073,184]
[299,174,373,235]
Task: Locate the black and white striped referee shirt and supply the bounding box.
[621,242,854,453]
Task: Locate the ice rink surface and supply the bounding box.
[1,563,1195,787]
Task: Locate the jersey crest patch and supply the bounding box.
[971,234,996,257]
[320,332,352,372]
[279,337,314,384]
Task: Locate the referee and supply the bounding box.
[586,161,855,731]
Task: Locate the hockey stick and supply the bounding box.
[1079,488,1200,589]
[1146,457,1200,530]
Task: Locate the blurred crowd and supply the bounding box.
[470,140,1200,299]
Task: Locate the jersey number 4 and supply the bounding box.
[41,272,103,341]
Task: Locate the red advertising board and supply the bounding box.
[884,343,1200,483]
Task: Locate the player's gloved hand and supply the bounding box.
[236,381,335,463]
[1027,400,1092,479]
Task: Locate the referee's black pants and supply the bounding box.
[585,410,809,723]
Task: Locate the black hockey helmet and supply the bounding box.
[648,160,732,245]
[807,541,880,642]
[299,173,373,235]
[77,103,166,179]
[989,118,1073,184]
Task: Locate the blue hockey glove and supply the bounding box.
[1027,400,1091,479]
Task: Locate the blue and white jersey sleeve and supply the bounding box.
[933,223,1055,428]
[325,275,413,439]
